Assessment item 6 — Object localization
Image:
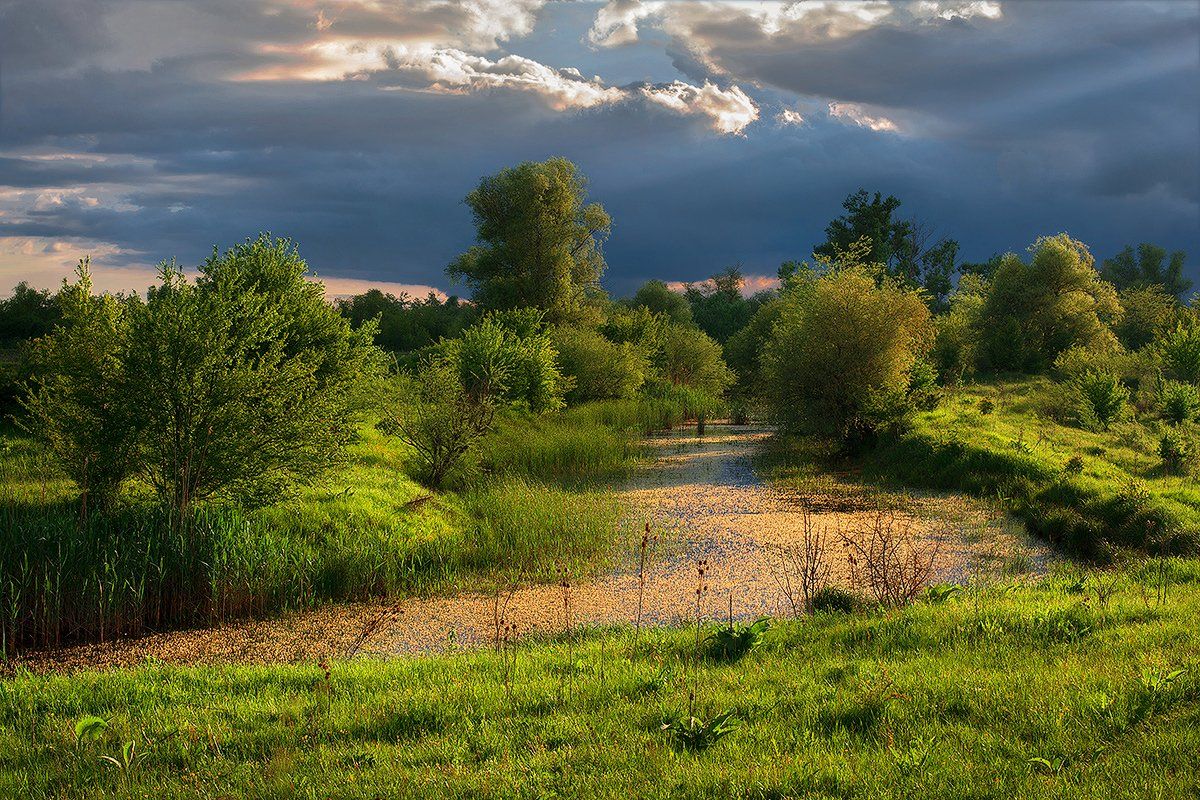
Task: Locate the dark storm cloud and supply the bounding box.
[0,0,1197,296]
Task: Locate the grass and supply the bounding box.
[845,378,1200,559]
[2,561,1198,798]
[0,394,682,657]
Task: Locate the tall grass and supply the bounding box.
[1,393,681,656]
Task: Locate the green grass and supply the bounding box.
[856,378,1200,558]
[0,397,666,656]
[3,562,1198,798]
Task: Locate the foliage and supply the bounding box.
[384,362,495,488]
[810,586,865,613]
[977,234,1122,373]
[629,279,692,325]
[1101,242,1190,299]
[441,310,566,414]
[448,157,610,325]
[1160,427,1196,475]
[657,323,734,397]
[930,274,986,384]
[763,266,933,444]
[683,267,767,344]
[1160,381,1200,425]
[661,711,740,752]
[1069,371,1129,431]
[1115,285,1177,351]
[1157,323,1200,384]
[724,296,784,400]
[706,617,770,661]
[813,188,960,303]
[18,260,137,512]
[0,281,60,345]
[337,289,476,354]
[550,325,647,404]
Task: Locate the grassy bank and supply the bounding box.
[846,379,1200,559]
[1,395,680,656]
[3,561,1198,798]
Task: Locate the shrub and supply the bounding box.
[977,234,1122,373]
[549,325,647,403]
[811,587,864,613]
[763,266,933,443]
[18,260,135,512]
[384,362,494,488]
[657,323,734,397]
[1160,428,1196,475]
[442,309,566,413]
[1064,455,1085,475]
[1071,371,1129,430]
[1158,323,1200,384]
[1160,381,1200,424]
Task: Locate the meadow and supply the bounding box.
[2,560,1197,799]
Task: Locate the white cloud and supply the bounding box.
[776,107,806,126]
[827,101,899,132]
[641,81,760,134]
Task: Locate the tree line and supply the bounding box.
[0,155,1193,509]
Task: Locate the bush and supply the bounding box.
[1160,381,1200,424]
[811,587,864,613]
[763,266,933,443]
[550,325,647,404]
[657,323,734,397]
[1158,323,1200,384]
[442,309,566,413]
[384,362,495,488]
[1071,371,1129,430]
[1160,428,1196,475]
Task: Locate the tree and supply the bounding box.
[658,323,734,397]
[22,237,383,517]
[19,260,136,514]
[1115,285,1177,351]
[439,309,566,413]
[684,267,766,344]
[448,157,611,325]
[0,282,60,345]
[1101,243,1190,299]
[977,234,1122,373]
[629,279,692,325]
[814,188,960,303]
[551,325,647,403]
[337,289,476,354]
[120,237,384,516]
[385,360,495,489]
[763,266,933,444]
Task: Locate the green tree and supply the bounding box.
[19,260,136,513]
[384,360,495,489]
[448,157,611,325]
[1115,285,1177,351]
[439,309,566,413]
[977,234,1122,373]
[121,237,383,515]
[551,325,647,404]
[658,323,734,397]
[684,267,767,344]
[0,281,60,345]
[337,289,476,354]
[814,189,960,301]
[629,280,692,325]
[763,266,933,444]
[1101,243,1190,299]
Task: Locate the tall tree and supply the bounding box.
[814,188,959,303]
[684,266,765,344]
[1100,243,1190,299]
[448,157,611,325]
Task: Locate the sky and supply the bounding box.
[0,0,1197,298]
